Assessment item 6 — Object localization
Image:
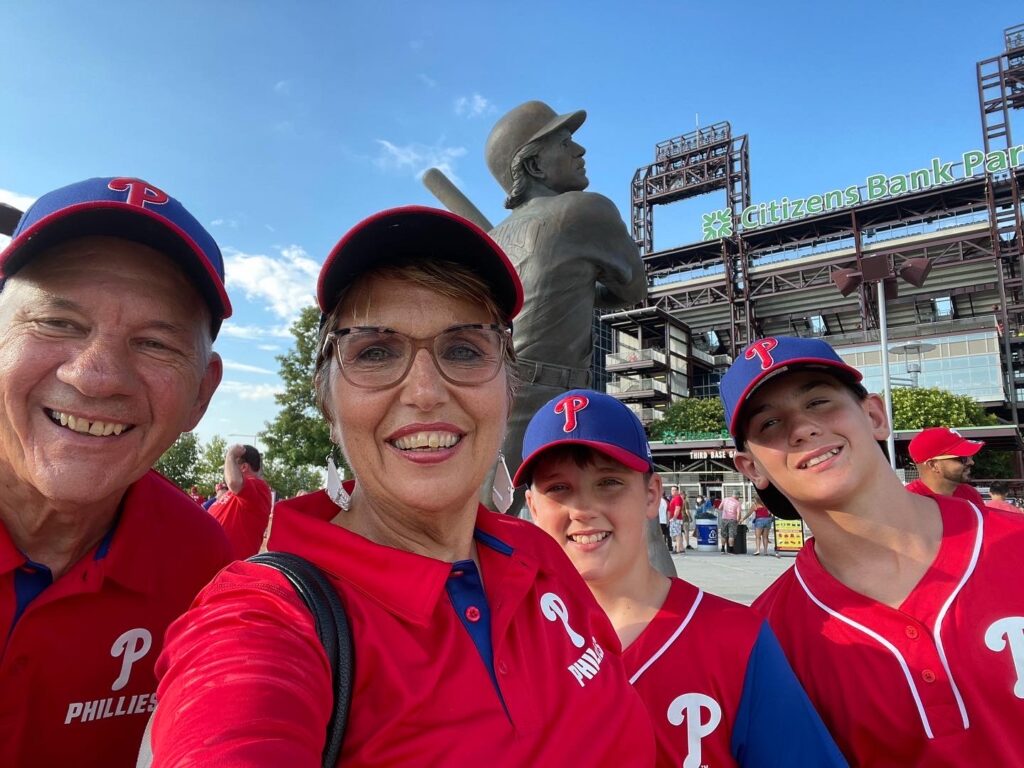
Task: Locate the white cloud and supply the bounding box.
[0,188,36,212]
[220,322,294,341]
[222,358,275,375]
[223,244,319,321]
[210,218,239,228]
[257,344,281,351]
[417,73,438,88]
[274,80,291,94]
[374,139,467,184]
[217,380,284,401]
[454,93,495,118]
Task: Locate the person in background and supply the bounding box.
[905,427,986,508]
[187,486,204,505]
[749,502,776,556]
[206,444,272,561]
[986,481,1022,514]
[522,389,847,768]
[150,206,656,765]
[657,491,670,550]
[718,492,742,554]
[202,482,227,511]
[0,176,232,767]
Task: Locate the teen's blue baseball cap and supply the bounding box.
[720,336,862,442]
[0,177,232,336]
[514,388,654,486]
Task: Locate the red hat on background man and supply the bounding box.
[908,427,984,464]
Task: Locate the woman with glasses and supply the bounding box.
[148,207,655,766]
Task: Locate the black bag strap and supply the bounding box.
[249,551,353,768]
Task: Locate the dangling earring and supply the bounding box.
[326,451,351,511]
[491,452,514,514]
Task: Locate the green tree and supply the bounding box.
[890,387,996,431]
[154,431,200,490]
[259,305,339,480]
[262,458,324,501]
[195,434,228,496]
[648,397,727,442]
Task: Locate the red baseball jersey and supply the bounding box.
[906,477,987,508]
[207,474,272,560]
[0,470,232,768]
[753,496,1024,765]
[625,578,846,768]
[153,488,656,766]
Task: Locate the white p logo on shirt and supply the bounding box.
[110,628,153,692]
[667,692,722,768]
[985,616,1024,699]
[540,592,586,648]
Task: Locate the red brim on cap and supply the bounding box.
[513,439,650,487]
[0,202,233,324]
[317,206,523,322]
[729,358,863,436]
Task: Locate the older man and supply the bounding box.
[906,426,987,508]
[0,177,233,766]
[485,101,647,515]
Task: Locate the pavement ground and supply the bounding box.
[668,529,796,606]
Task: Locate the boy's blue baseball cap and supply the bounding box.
[720,336,862,441]
[514,388,655,486]
[0,177,232,337]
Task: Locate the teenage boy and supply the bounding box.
[722,336,1024,765]
[518,389,846,768]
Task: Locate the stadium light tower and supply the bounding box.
[831,255,933,470]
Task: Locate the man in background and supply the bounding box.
[207,444,272,560]
[202,482,227,511]
[906,427,986,507]
[987,481,1022,514]
[719,492,743,553]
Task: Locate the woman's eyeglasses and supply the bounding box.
[323,324,510,389]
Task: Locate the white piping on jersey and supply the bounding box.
[629,589,704,685]
[930,501,983,730]
[793,566,935,739]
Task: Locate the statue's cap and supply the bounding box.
[486,101,586,194]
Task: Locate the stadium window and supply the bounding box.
[808,315,828,335]
[932,297,955,319]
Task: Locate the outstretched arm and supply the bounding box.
[151,564,334,767]
[224,444,246,494]
[572,193,647,307]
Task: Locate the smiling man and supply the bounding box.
[722,336,1024,765]
[0,177,233,767]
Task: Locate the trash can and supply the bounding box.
[730,524,748,554]
[695,519,719,552]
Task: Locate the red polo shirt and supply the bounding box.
[753,495,1024,765]
[153,488,656,766]
[0,470,232,768]
[207,474,272,560]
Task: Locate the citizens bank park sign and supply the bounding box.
[700,144,1024,241]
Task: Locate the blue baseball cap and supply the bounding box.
[514,388,654,486]
[0,177,232,336]
[721,336,862,441]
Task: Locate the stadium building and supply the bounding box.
[601,23,1024,501]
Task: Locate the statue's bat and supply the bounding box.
[422,168,493,232]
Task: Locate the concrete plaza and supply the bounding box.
[669,543,796,606]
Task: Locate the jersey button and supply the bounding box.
[465,606,481,622]
[905,625,919,639]
[921,669,936,683]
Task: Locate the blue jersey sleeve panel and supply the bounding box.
[731,622,849,767]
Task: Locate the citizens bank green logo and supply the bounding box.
[701,209,732,239]
[700,144,1024,241]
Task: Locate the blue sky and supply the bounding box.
[1,1,1019,448]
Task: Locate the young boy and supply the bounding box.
[517,389,846,768]
[722,336,1024,765]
